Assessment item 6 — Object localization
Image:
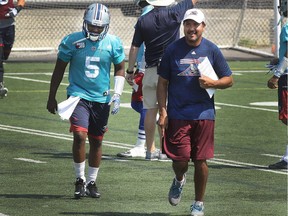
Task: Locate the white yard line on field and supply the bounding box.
[4,75,132,94]
[261,153,283,158]
[4,75,68,85]
[215,102,278,112]
[0,124,133,149]
[209,158,287,175]
[14,158,47,163]
[1,124,287,175]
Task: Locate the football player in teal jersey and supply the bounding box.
[267,0,288,169]
[47,3,125,199]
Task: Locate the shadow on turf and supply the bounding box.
[60,213,170,216]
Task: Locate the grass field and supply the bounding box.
[0,61,287,216]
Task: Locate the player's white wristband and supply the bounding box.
[114,76,125,95]
[274,56,288,78]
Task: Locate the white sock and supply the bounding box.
[87,166,99,184]
[193,201,204,206]
[135,129,145,148]
[135,139,145,149]
[282,145,288,162]
[175,176,185,186]
[74,161,86,182]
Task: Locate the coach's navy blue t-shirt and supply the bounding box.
[158,37,232,120]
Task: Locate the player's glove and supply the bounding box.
[265,58,279,74]
[5,6,22,17]
[108,93,120,115]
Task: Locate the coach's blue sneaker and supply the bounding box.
[86,181,101,198]
[190,201,204,216]
[0,82,8,98]
[168,175,186,206]
[74,177,86,199]
[158,152,171,162]
[268,160,288,169]
[145,149,160,161]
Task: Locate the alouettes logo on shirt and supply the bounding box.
[177,58,203,77]
[75,42,85,49]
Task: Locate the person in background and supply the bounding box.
[46,3,125,198]
[0,0,25,98]
[157,9,233,215]
[266,0,288,169]
[117,0,153,158]
[126,0,198,160]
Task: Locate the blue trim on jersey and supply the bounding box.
[58,32,125,103]
[158,37,232,120]
[279,23,288,61]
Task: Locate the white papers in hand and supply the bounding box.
[57,96,80,120]
[198,57,219,98]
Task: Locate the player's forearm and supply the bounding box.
[17,0,25,7]
[157,77,168,117]
[48,73,63,100]
[48,59,67,100]
[192,0,198,6]
[128,45,139,71]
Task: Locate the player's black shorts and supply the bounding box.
[70,98,109,140]
[0,25,15,49]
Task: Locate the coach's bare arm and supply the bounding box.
[199,75,233,89]
[157,76,169,136]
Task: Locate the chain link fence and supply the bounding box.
[10,0,276,61]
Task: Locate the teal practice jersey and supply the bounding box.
[58,32,125,103]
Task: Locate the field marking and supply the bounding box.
[0,124,133,149]
[14,158,47,164]
[1,124,287,175]
[5,75,68,86]
[262,153,283,158]
[233,70,267,73]
[209,158,287,175]
[215,102,278,112]
[6,72,53,75]
[250,102,277,106]
[4,75,131,94]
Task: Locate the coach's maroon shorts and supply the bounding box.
[278,74,288,125]
[163,119,215,162]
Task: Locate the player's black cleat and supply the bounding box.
[74,177,86,199]
[268,160,288,169]
[86,181,101,198]
[0,82,8,99]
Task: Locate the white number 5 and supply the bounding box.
[85,56,100,78]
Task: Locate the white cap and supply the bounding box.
[183,9,205,24]
[146,0,175,6]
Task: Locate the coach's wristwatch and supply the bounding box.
[126,69,134,74]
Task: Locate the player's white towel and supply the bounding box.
[57,96,80,120]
